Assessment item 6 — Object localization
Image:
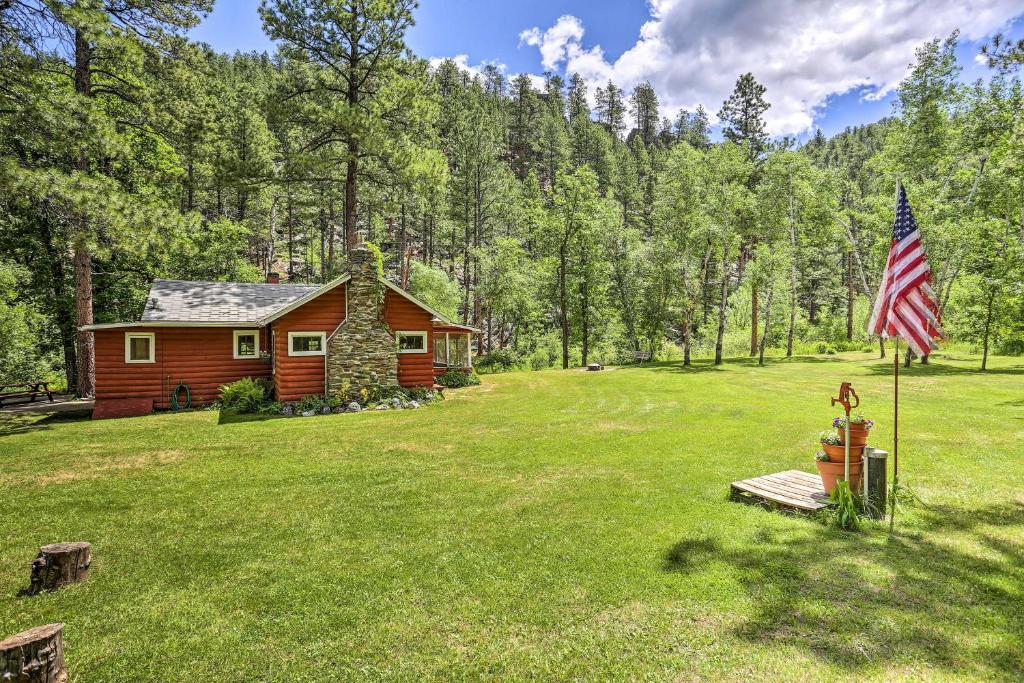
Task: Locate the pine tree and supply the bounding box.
[718,72,770,160]
[629,82,660,147]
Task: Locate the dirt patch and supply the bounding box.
[26,449,187,486]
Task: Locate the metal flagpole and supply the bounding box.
[889,180,901,532]
[890,331,900,531]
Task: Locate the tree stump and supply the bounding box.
[0,623,67,683]
[28,543,91,595]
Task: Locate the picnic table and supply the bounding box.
[0,381,55,407]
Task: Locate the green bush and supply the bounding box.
[815,341,838,355]
[475,348,524,374]
[437,370,481,388]
[219,377,269,413]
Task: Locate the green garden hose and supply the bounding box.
[170,383,191,411]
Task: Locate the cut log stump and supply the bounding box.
[28,542,91,595]
[0,623,67,683]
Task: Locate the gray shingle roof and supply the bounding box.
[142,279,321,323]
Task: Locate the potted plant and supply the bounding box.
[814,450,863,495]
[818,430,863,462]
[833,412,874,446]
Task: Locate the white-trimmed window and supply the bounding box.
[433,332,472,368]
[396,331,428,354]
[125,332,155,363]
[288,331,326,356]
[233,330,259,359]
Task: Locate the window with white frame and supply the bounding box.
[125,332,155,363]
[233,330,259,359]
[288,331,326,356]
[396,331,428,354]
[433,332,472,368]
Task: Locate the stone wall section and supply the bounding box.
[326,246,399,392]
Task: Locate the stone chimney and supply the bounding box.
[325,244,399,394]
[266,272,280,284]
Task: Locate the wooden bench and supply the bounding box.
[634,350,652,364]
[0,381,55,407]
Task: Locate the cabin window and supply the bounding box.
[125,332,155,363]
[288,331,326,356]
[433,335,447,365]
[433,332,472,368]
[396,331,428,354]
[233,330,259,359]
[451,334,470,367]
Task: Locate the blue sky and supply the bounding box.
[190,1,1024,139]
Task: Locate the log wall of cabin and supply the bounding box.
[93,326,271,409]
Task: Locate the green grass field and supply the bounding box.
[1,353,1022,681]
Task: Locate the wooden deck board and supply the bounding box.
[731,470,830,511]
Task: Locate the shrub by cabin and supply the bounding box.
[84,245,477,418]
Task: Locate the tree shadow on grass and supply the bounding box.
[217,410,290,426]
[863,361,1024,377]
[643,355,868,374]
[0,412,85,437]
[662,501,1024,678]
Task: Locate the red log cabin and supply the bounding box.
[83,245,477,419]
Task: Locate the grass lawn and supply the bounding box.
[1,353,1022,681]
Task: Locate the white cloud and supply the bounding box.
[428,54,545,93]
[519,1,1022,135]
[428,54,508,81]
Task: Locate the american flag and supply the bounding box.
[868,184,944,356]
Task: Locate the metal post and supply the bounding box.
[890,336,900,531]
[866,447,888,519]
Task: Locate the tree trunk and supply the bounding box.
[73,29,95,398]
[758,281,775,366]
[559,244,570,369]
[750,283,758,357]
[846,250,854,341]
[715,238,729,366]
[787,192,797,357]
[841,214,883,358]
[28,543,91,595]
[345,142,359,251]
[682,304,692,366]
[0,623,67,683]
[580,262,589,367]
[904,347,913,368]
[981,288,995,370]
[326,195,335,276]
[39,205,77,393]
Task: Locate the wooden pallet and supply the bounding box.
[730,469,831,511]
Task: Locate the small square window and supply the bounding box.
[288,332,326,356]
[125,332,155,363]
[397,331,427,354]
[234,330,259,359]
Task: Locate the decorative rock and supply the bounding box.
[375,404,389,411]
[0,623,67,682]
[391,397,403,408]
[320,406,332,415]
[281,405,294,416]
[347,402,361,412]
[28,543,91,596]
[331,406,345,414]
[301,410,315,417]
[409,401,421,409]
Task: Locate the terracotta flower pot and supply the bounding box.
[820,442,864,462]
[839,425,871,446]
[816,458,863,495]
